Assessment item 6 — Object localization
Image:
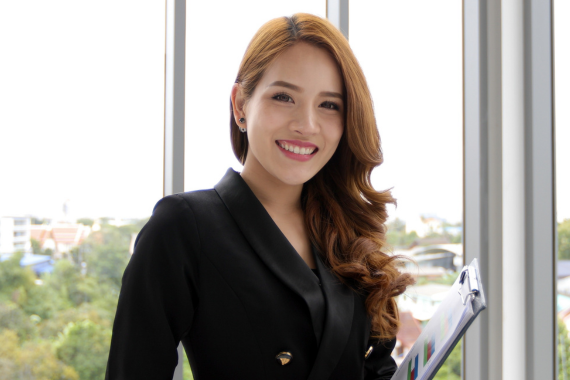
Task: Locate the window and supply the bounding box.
[0,1,164,378]
[350,0,463,375]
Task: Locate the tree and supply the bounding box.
[0,301,35,341]
[54,320,111,380]
[0,329,78,380]
[0,252,35,305]
[82,225,132,289]
[77,218,94,226]
[38,303,109,339]
[386,219,420,249]
[559,219,570,260]
[30,238,42,255]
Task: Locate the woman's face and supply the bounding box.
[234,42,345,186]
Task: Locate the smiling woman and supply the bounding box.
[105,13,413,380]
[232,42,344,186]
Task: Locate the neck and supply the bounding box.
[240,160,303,215]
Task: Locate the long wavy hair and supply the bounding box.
[230,13,414,340]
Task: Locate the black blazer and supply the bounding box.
[105,168,397,380]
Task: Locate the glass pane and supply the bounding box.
[350,1,463,377]
[184,1,327,192]
[0,1,164,378]
[554,0,570,377]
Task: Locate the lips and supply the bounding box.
[275,140,318,156]
[275,140,318,162]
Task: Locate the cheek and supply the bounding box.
[326,121,345,151]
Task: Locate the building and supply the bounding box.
[0,217,32,254]
[30,223,91,259]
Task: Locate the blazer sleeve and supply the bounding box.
[105,194,201,380]
[364,337,398,380]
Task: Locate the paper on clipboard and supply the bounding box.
[391,258,487,380]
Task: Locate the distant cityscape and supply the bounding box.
[1,209,569,366]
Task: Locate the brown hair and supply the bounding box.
[230,13,414,340]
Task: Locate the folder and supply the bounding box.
[391,258,487,380]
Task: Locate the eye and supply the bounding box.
[320,101,340,111]
[272,93,293,103]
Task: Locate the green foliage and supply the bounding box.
[0,301,35,341]
[82,225,133,289]
[386,219,420,249]
[433,339,462,380]
[22,279,67,320]
[0,252,35,302]
[0,218,147,379]
[559,219,570,260]
[46,259,92,306]
[559,318,570,380]
[30,238,42,255]
[0,329,79,380]
[54,320,111,380]
[77,218,94,226]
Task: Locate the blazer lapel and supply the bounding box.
[307,249,354,380]
[214,168,326,345]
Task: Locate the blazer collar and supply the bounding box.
[214,168,326,344]
[215,168,355,373]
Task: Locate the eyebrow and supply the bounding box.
[268,80,343,100]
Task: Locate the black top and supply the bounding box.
[105,168,397,380]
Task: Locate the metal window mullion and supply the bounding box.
[500,0,556,379]
[464,0,503,379]
[164,0,185,198]
[164,0,185,379]
[524,0,556,378]
[327,0,349,39]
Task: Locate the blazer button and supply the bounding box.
[275,351,293,365]
[364,346,374,359]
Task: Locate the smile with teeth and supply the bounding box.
[277,141,317,155]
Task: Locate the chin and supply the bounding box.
[271,167,318,186]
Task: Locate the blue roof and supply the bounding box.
[0,253,54,275]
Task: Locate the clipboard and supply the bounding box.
[391,258,487,380]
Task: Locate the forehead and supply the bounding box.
[258,42,344,94]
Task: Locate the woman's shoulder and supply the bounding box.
[151,188,225,225]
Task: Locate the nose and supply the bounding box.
[292,105,319,135]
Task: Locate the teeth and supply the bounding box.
[278,142,316,155]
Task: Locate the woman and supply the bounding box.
[105,13,413,380]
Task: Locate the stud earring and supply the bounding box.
[239,118,245,123]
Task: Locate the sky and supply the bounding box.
[0,0,568,225]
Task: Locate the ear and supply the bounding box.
[231,83,246,124]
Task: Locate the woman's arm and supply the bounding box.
[105,195,201,380]
[364,337,398,380]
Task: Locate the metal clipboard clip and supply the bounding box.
[457,265,480,305]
